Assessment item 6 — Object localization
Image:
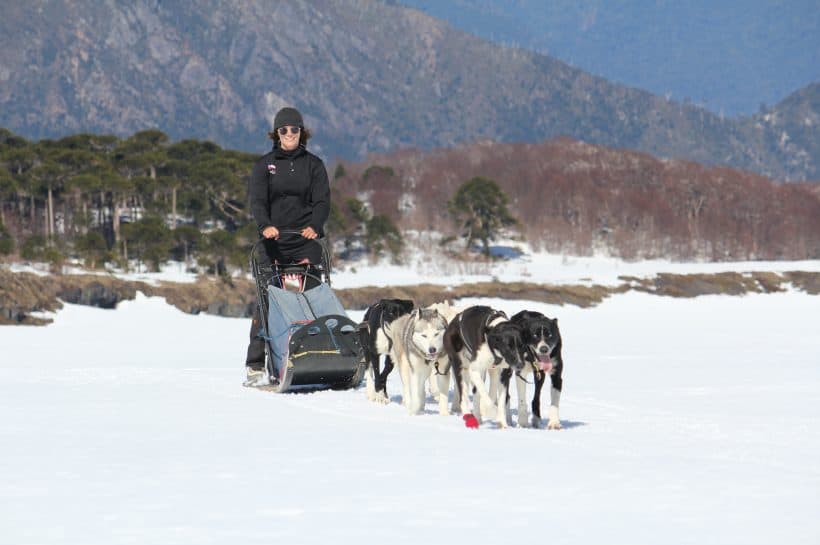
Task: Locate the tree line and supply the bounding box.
[0,128,516,274]
[332,139,820,261]
[8,125,812,274]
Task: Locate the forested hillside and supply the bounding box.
[0,129,256,274]
[2,128,819,275]
[0,0,817,180]
[333,139,820,261]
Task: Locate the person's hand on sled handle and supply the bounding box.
[301,226,318,240]
[262,226,280,240]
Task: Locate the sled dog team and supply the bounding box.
[359,298,564,429]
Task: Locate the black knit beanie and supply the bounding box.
[273,107,304,129]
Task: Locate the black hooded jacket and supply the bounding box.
[248,143,330,236]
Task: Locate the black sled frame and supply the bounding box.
[250,234,365,393]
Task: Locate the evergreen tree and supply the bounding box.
[366,214,403,261]
[74,231,109,269]
[0,167,17,227]
[325,201,348,237]
[20,235,47,261]
[201,229,237,280]
[0,221,14,255]
[448,176,517,256]
[121,216,172,272]
[346,197,369,225]
[171,224,202,266]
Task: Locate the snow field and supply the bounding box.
[1,290,819,544]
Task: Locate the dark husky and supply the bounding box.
[510,310,564,429]
[359,298,415,403]
[443,305,527,428]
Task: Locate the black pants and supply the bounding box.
[245,236,323,368]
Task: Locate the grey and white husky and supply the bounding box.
[386,307,451,415]
[425,300,462,405]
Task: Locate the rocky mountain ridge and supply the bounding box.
[399,0,820,117]
[0,0,817,180]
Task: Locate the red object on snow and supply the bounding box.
[463,414,479,429]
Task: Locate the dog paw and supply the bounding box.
[495,419,509,429]
[406,399,424,415]
[374,393,390,405]
[530,416,542,429]
[517,416,530,428]
[547,419,562,430]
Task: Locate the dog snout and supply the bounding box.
[539,345,549,354]
[428,346,438,355]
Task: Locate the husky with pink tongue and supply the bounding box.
[509,310,565,429]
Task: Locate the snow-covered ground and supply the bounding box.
[7,245,820,289]
[330,252,820,288]
[2,273,819,543]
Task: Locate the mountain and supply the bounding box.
[754,83,820,180]
[397,0,820,116]
[0,0,818,180]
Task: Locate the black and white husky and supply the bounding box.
[360,298,415,404]
[509,310,564,429]
[444,306,527,428]
[386,307,450,415]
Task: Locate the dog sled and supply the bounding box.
[250,235,365,393]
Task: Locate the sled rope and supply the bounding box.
[291,349,341,359]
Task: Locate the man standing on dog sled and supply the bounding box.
[244,106,331,385]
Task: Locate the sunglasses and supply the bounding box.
[278,126,302,136]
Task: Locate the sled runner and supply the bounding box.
[250,235,365,393]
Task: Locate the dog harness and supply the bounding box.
[457,308,507,365]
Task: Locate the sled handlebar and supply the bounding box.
[249,233,333,286]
